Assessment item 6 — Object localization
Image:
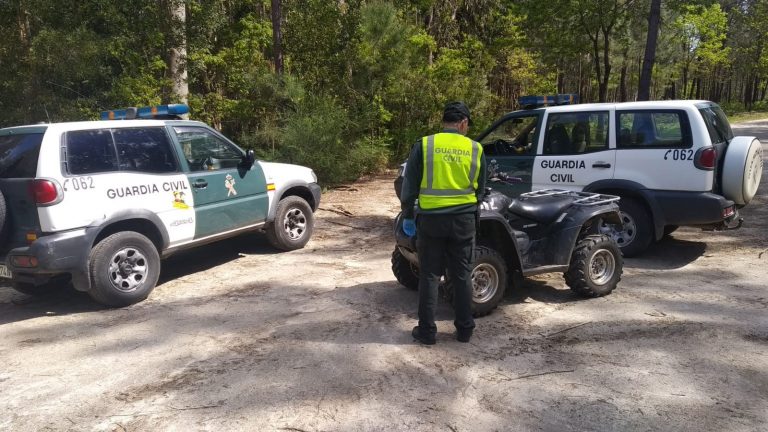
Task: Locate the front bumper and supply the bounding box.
[1,228,91,289]
[309,182,322,211]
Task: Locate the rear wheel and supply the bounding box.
[565,234,622,297]
[87,231,160,307]
[266,196,314,251]
[602,197,652,257]
[391,247,419,290]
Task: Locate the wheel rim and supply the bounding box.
[283,207,307,240]
[601,210,636,247]
[108,247,148,292]
[589,249,616,285]
[472,263,499,303]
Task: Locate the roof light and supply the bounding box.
[519,94,579,109]
[100,104,189,120]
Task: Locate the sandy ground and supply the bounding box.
[1,122,767,432]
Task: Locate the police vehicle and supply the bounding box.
[396,96,763,256]
[0,104,321,306]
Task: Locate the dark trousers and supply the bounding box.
[416,213,476,335]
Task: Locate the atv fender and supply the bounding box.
[477,211,524,273]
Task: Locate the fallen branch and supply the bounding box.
[318,206,354,217]
[542,322,591,338]
[279,428,312,432]
[509,369,575,380]
[325,220,367,230]
[168,404,222,411]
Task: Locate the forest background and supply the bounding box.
[1,0,766,183]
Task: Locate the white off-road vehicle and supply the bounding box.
[396,97,763,256]
[0,104,321,306]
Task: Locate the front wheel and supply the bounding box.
[565,234,623,297]
[266,196,314,251]
[87,231,161,307]
[445,246,508,317]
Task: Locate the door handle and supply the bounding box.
[193,179,208,189]
[592,162,611,168]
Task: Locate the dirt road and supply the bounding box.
[1,122,767,432]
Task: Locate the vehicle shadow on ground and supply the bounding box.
[624,236,707,270]
[0,285,103,325]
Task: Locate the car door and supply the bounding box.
[533,110,616,191]
[613,110,698,191]
[171,125,269,240]
[477,112,542,197]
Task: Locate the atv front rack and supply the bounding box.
[519,189,621,206]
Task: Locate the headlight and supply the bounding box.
[310,170,318,183]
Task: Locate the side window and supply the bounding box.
[698,106,733,145]
[480,115,539,156]
[114,128,177,173]
[65,130,118,175]
[543,112,609,155]
[617,111,690,148]
[173,126,243,172]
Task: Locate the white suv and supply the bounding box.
[0,104,321,306]
[396,98,763,256]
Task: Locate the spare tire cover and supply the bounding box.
[722,137,764,206]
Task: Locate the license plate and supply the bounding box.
[0,264,11,279]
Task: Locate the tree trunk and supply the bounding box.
[165,0,188,104]
[271,0,283,74]
[637,0,661,101]
[618,47,629,102]
[598,27,612,102]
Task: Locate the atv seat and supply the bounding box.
[509,195,575,224]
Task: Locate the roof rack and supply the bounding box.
[519,189,620,206]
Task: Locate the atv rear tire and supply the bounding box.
[391,247,419,290]
[565,234,622,297]
[445,246,508,317]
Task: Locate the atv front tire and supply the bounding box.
[445,246,508,317]
[391,247,419,290]
[565,234,622,297]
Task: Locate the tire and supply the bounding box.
[391,247,419,290]
[721,137,763,205]
[87,231,161,307]
[565,234,623,297]
[266,196,314,251]
[0,189,7,245]
[606,197,653,257]
[445,246,508,317]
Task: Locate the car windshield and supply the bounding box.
[0,133,44,178]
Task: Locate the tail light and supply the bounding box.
[29,179,61,205]
[694,147,717,170]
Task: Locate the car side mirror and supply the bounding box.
[241,149,255,168]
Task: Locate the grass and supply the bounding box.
[727,111,768,124]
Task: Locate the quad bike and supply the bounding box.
[392,175,624,317]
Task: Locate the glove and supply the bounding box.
[402,218,416,237]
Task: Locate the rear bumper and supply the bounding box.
[652,191,737,226]
[1,228,91,288]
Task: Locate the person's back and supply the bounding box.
[399,101,486,345]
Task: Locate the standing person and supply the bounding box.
[399,101,487,345]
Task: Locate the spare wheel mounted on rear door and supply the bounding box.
[722,137,764,206]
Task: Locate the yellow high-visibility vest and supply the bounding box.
[419,133,482,210]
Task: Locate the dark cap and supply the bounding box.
[442,101,472,126]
